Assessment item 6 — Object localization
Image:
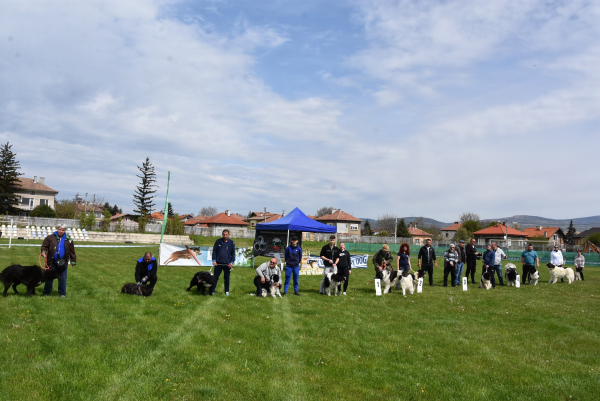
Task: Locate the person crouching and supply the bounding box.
[135,252,158,290]
[254,257,281,298]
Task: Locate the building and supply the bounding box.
[183,215,209,227]
[150,212,165,223]
[315,210,362,239]
[523,226,566,247]
[573,227,600,246]
[110,213,138,231]
[473,223,528,247]
[408,226,432,245]
[246,212,281,228]
[15,176,58,216]
[440,222,462,240]
[179,214,194,222]
[196,211,249,236]
[74,203,104,219]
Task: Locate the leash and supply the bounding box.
[39,253,50,270]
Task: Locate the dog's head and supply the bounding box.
[546,263,556,270]
[271,274,280,283]
[482,271,491,281]
[42,268,61,281]
[506,263,517,270]
[416,269,427,279]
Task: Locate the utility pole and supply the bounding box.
[395,217,398,244]
[85,192,88,214]
[264,207,267,223]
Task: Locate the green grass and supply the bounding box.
[1,244,599,400]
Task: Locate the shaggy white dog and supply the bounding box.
[400,272,415,297]
[376,270,400,294]
[547,263,575,284]
[528,268,539,286]
[574,271,582,281]
[323,272,346,296]
[480,271,492,290]
[505,263,519,287]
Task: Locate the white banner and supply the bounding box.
[159,243,252,267]
[306,254,369,269]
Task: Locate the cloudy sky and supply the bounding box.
[1,0,598,221]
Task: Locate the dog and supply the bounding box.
[528,267,539,286]
[186,271,215,295]
[400,272,416,297]
[547,263,575,284]
[164,246,202,265]
[574,270,582,281]
[260,274,283,298]
[505,263,518,287]
[375,270,400,294]
[413,269,427,288]
[1,265,61,297]
[323,272,346,296]
[121,283,154,296]
[480,271,492,290]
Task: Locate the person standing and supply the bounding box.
[418,239,438,287]
[284,237,302,296]
[254,257,281,297]
[211,229,236,296]
[574,250,585,281]
[491,242,506,286]
[443,244,458,287]
[41,225,77,298]
[454,240,466,286]
[465,238,480,284]
[373,244,394,274]
[482,243,496,288]
[320,235,339,294]
[520,244,539,284]
[550,245,565,282]
[336,242,352,295]
[135,252,158,291]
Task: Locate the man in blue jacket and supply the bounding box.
[211,229,236,296]
[284,237,302,296]
[135,252,158,290]
[482,243,496,288]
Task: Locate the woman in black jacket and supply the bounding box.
[336,242,352,295]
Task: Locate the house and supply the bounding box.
[408,226,432,245]
[315,210,362,238]
[573,227,600,246]
[473,223,528,247]
[15,176,59,216]
[109,213,138,231]
[74,203,104,219]
[184,215,209,227]
[246,212,281,228]
[150,212,165,223]
[197,210,249,236]
[179,214,194,222]
[523,226,566,247]
[440,222,462,240]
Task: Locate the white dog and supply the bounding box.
[323,272,346,296]
[505,263,518,287]
[574,271,582,281]
[547,263,575,284]
[480,270,492,290]
[399,272,415,297]
[528,268,539,286]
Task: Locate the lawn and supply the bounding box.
[0,242,599,400]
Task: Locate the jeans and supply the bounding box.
[43,263,68,296]
[454,262,464,285]
[285,265,300,293]
[212,265,231,294]
[493,265,504,285]
[319,266,337,293]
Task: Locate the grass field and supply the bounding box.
[1,241,599,400]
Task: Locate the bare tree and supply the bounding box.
[200,206,218,217]
[375,214,397,235]
[316,206,334,217]
[459,212,480,223]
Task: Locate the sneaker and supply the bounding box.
[60,295,65,298]
[343,292,347,295]
[294,292,301,296]
[226,292,230,296]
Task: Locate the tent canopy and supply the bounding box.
[256,207,337,233]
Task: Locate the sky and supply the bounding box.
[1,0,599,222]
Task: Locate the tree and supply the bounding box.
[200,206,217,217]
[586,232,600,246]
[101,209,112,232]
[0,142,22,215]
[111,204,122,215]
[565,220,577,245]
[79,211,96,230]
[459,212,480,223]
[453,227,471,243]
[316,206,334,217]
[375,214,396,235]
[165,213,185,235]
[132,157,158,217]
[396,218,411,238]
[103,202,111,212]
[377,230,389,237]
[29,204,56,218]
[362,220,373,236]
[55,199,76,219]
[167,202,174,217]
[485,221,498,228]
[511,222,522,231]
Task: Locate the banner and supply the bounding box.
[253,230,303,257]
[305,254,369,269]
[159,243,252,267]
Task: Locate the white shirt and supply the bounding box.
[493,248,506,265]
[550,250,564,266]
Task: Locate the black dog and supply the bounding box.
[1,265,61,297]
[186,271,215,296]
[121,283,154,296]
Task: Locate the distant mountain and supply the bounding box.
[360,217,451,228]
[490,215,600,232]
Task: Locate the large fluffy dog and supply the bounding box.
[547,263,575,284]
[480,271,492,290]
[121,283,154,296]
[1,265,61,297]
[400,272,416,297]
[376,270,400,294]
[505,263,518,287]
[261,274,283,298]
[323,272,346,296]
[186,271,216,295]
[528,267,539,286]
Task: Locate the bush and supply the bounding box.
[29,204,55,218]
[586,233,600,246]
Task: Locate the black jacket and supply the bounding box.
[456,245,466,263]
[417,246,436,265]
[320,244,339,267]
[336,250,352,269]
[135,257,158,282]
[466,244,479,261]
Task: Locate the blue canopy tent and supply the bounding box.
[255,207,337,267]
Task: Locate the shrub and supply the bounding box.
[29,204,55,218]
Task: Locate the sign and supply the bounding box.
[159,243,252,267]
[462,277,468,291]
[305,254,369,269]
[515,275,521,288]
[417,277,423,293]
[253,230,302,257]
[374,279,382,296]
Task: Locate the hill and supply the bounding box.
[491,215,600,232]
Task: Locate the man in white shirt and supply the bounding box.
[491,242,507,286]
[550,245,565,282]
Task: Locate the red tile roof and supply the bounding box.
[523,227,560,238]
[17,177,58,193]
[473,224,528,237]
[184,215,209,226]
[199,212,249,226]
[441,222,462,231]
[246,212,280,221]
[150,212,164,220]
[264,214,282,223]
[316,210,362,222]
[409,227,432,237]
[110,213,134,221]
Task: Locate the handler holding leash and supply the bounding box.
[520,244,539,284]
[254,257,281,298]
[319,235,339,295]
[41,225,77,298]
[211,229,236,296]
[135,252,158,290]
